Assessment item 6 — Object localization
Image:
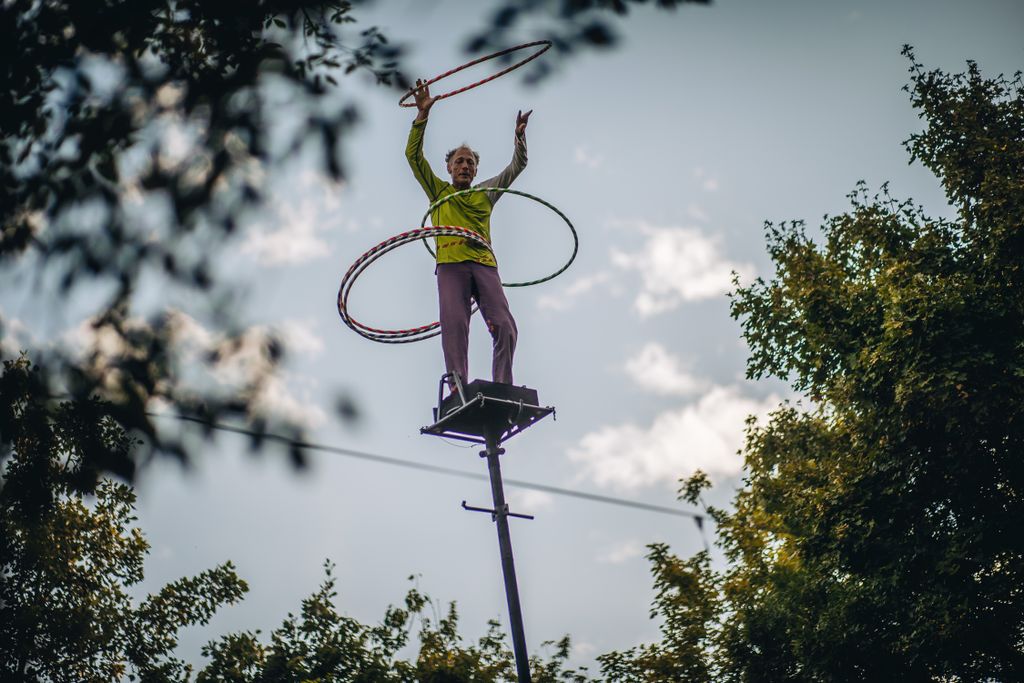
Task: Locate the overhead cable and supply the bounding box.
[160,413,708,524]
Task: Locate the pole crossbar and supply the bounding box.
[462,500,536,521]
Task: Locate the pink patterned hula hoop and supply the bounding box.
[337,226,493,344]
[398,40,552,107]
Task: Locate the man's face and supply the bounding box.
[447,147,477,189]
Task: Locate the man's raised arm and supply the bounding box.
[481,109,532,205]
[406,80,445,201]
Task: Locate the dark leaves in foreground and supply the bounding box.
[1,2,404,478]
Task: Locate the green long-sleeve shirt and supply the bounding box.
[406,117,528,267]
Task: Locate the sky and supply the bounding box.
[4,0,1024,672]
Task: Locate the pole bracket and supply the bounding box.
[461,500,535,521]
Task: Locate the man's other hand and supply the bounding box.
[516,109,533,137]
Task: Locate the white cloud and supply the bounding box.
[178,315,327,427]
[65,311,327,429]
[242,206,330,266]
[250,373,327,429]
[64,315,153,362]
[568,385,779,491]
[179,315,328,428]
[573,145,604,169]
[165,310,214,348]
[155,82,185,108]
[278,319,325,356]
[571,641,597,660]
[536,271,614,312]
[0,313,32,357]
[158,122,194,172]
[625,343,706,396]
[507,489,555,513]
[610,220,754,316]
[598,539,646,564]
[242,170,344,266]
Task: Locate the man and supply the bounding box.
[406,78,532,391]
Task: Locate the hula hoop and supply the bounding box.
[399,40,552,107]
[337,226,493,344]
[420,187,578,288]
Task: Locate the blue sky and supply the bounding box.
[3,0,1023,671]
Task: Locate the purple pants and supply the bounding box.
[437,261,517,386]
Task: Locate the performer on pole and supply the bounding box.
[406,78,532,392]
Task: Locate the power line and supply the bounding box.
[158,413,707,523]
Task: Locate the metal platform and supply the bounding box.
[420,376,555,445]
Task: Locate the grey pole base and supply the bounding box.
[483,430,532,683]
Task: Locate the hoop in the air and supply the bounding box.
[398,41,552,108]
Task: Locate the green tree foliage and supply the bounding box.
[197,563,423,682]
[0,355,248,681]
[601,51,1024,681]
[597,547,719,682]
[198,568,591,682]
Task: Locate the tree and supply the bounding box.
[601,51,1024,681]
[596,546,719,682]
[0,355,248,681]
[198,567,592,682]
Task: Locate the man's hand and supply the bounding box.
[516,109,532,137]
[414,79,435,122]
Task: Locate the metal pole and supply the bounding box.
[482,431,532,683]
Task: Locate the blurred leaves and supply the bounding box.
[467,0,708,50]
[1,1,407,479]
[465,0,710,84]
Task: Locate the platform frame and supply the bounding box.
[420,374,555,446]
